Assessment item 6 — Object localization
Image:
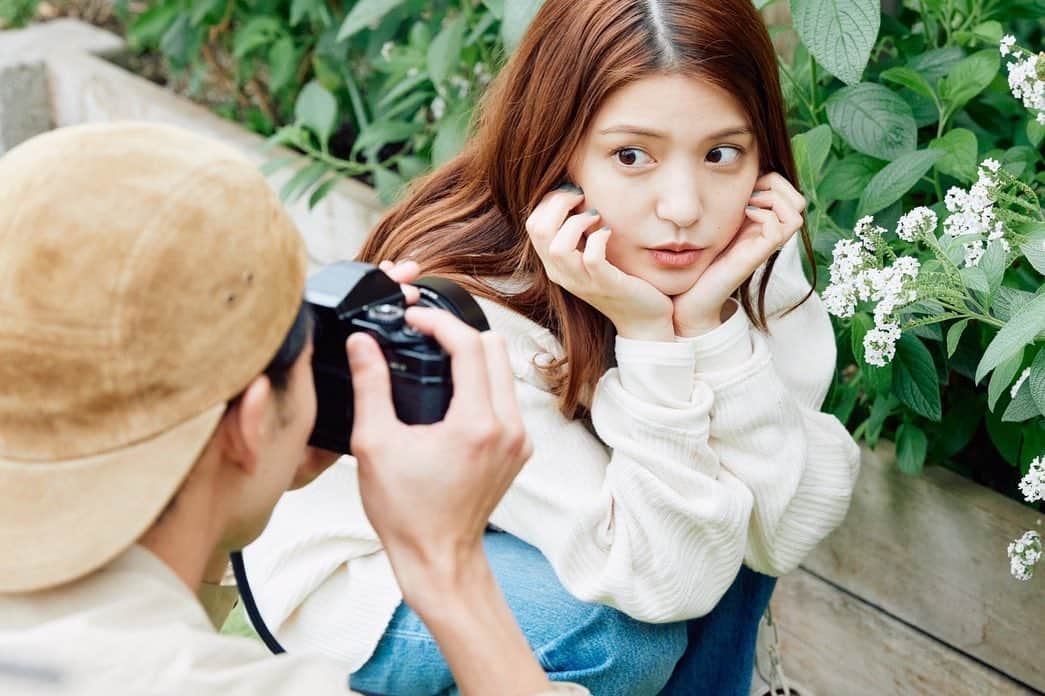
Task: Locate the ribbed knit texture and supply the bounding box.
[242,236,861,665]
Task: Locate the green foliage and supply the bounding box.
[122,0,534,205]
[796,0,1045,499]
[0,0,38,27]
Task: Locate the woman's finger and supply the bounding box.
[754,172,807,213]
[526,187,586,248]
[748,190,803,232]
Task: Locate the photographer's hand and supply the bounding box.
[527,187,674,341]
[348,307,548,696]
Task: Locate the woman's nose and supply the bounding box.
[654,169,703,231]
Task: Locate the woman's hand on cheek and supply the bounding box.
[672,173,806,337]
[527,187,675,341]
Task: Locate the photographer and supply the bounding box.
[0,122,586,696]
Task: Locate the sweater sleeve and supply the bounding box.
[685,243,861,576]
[486,331,755,623]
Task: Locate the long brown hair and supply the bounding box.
[359,0,815,419]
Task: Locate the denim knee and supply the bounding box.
[534,603,688,696]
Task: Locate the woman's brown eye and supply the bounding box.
[707,147,741,164]
[618,149,638,165]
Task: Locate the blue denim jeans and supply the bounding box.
[349,532,775,696]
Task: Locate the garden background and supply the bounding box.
[1,0,1043,693]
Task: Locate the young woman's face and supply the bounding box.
[569,74,761,297]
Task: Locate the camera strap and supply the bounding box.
[228,551,286,655]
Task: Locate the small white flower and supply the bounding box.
[1037,112,1045,125]
[980,158,1002,174]
[1010,367,1032,398]
[407,67,420,78]
[1018,456,1045,503]
[1008,530,1042,581]
[822,283,857,318]
[430,96,446,120]
[895,207,937,242]
[1000,35,1017,57]
[380,41,395,61]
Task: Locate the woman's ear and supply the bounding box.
[220,375,274,476]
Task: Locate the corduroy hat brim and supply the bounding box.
[0,403,226,593]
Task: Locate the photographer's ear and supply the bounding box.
[221,375,275,476]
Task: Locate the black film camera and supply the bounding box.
[306,261,489,454]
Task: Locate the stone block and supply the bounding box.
[0,59,52,155]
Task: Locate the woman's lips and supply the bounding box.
[649,248,703,267]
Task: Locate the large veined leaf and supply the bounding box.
[790,0,880,86]
[826,83,918,160]
[857,149,941,216]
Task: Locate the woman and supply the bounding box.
[242,1,861,694]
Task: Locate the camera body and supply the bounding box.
[306,261,488,454]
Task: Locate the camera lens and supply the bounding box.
[367,303,405,327]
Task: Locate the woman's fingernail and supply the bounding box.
[746,205,758,210]
[588,208,599,216]
[751,190,765,196]
[556,182,583,195]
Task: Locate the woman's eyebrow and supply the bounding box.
[597,124,753,140]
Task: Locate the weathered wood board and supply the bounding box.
[769,569,1037,696]
[798,444,1044,692]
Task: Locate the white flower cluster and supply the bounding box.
[943,159,1010,268]
[824,221,921,366]
[1008,530,1042,581]
[1008,455,1044,581]
[1001,35,1045,125]
[1018,455,1045,503]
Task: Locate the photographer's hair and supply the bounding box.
[228,302,313,408]
[358,0,814,419]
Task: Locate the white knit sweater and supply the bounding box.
[241,236,862,670]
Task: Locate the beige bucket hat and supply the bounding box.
[0,122,307,593]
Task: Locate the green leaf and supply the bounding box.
[819,154,883,202]
[1019,226,1045,275]
[427,15,467,86]
[896,423,928,475]
[826,83,918,160]
[1030,349,1045,418]
[790,0,880,86]
[396,155,428,181]
[295,81,339,144]
[290,0,320,26]
[481,0,504,19]
[502,0,544,52]
[432,108,470,165]
[970,20,1002,43]
[260,155,298,177]
[308,176,340,209]
[351,120,422,157]
[1028,119,1045,149]
[992,286,1035,322]
[939,50,1000,114]
[988,349,1024,412]
[373,165,406,205]
[190,0,225,26]
[280,161,328,203]
[1002,382,1040,422]
[127,4,178,48]
[337,0,404,42]
[928,128,978,183]
[880,66,936,99]
[159,15,195,70]
[268,37,297,94]
[857,149,941,217]
[946,318,969,358]
[979,240,1008,296]
[960,265,989,296]
[791,124,833,194]
[892,333,942,421]
[975,293,1045,383]
[907,46,965,83]
[233,17,281,58]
